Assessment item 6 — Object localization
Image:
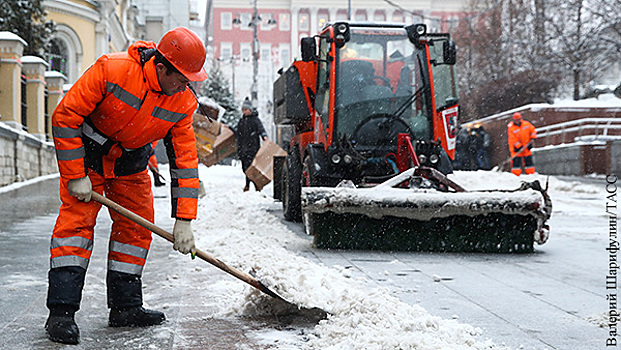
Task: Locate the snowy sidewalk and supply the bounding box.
[0,166,612,349]
[0,176,274,350]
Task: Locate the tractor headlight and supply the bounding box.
[334,22,350,48]
[429,154,439,164]
[331,154,342,164]
[344,154,353,164]
[418,154,427,164]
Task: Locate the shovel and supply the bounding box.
[91,192,285,301]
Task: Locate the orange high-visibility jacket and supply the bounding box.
[52,41,199,219]
[507,120,537,157]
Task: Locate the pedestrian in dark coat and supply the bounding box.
[233,98,268,191]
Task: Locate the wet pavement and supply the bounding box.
[0,177,280,350]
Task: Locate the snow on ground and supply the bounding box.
[178,163,601,350]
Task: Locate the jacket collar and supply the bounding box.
[127,41,162,92]
[143,59,163,92]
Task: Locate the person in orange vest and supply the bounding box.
[47,27,207,344]
[507,112,537,175]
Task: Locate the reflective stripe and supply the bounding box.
[172,187,198,199]
[106,82,142,110]
[152,106,186,123]
[170,168,198,179]
[56,147,86,161]
[108,259,144,275]
[51,255,89,269]
[82,123,109,146]
[51,236,93,251]
[109,241,148,260]
[53,126,82,139]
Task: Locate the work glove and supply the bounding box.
[67,176,92,202]
[527,143,533,150]
[173,219,196,255]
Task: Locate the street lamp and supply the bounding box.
[250,0,259,106]
[248,0,276,108]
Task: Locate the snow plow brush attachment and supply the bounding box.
[302,168,551,253]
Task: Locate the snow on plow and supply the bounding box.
[302,168,551,253]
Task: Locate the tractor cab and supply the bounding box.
[306,22,459,180]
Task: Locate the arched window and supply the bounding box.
[47,39,68,75]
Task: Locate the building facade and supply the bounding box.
[208,0,469,114]
[43,0,199,84]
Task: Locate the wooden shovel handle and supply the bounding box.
[91,192,284,300]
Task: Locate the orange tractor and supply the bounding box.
[272,22,551,253]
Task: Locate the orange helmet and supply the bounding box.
[512,112,523,120]
[157,27,208,81]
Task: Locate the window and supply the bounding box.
[392,11,403,23]
[220,43,232,61]
[260,13,275,30]
[336,10,348,21]
[299,12,309,31]
[354,10,366,22]
[241,13,251,29]
[373,10,385,22]
[221,12,232,30]
[279,44,290,67]
[240,43,251,61]
[47,39,68,75]
[318,11,329,30]
[314,37,331,131]
[260,44,271,62]
[279,13,290,31]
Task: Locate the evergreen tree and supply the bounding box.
[198,64,240,126]
[0,0,55,57]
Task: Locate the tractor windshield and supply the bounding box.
[335,27,431,143]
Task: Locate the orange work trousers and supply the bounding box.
[50,169,154,276]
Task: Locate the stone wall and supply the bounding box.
[0,123,57,186]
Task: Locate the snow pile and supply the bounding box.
[448,170,600,194]
[193,165,501,349]
[551,93,621,108]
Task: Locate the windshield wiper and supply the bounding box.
[391,86,425,118]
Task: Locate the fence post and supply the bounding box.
[21,56,49,141]
[44,71,67,141]
[0,32,27,130]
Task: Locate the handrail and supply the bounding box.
[536,118,621,144]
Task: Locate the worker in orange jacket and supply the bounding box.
[46,27,207,345]
[507,112,537,175]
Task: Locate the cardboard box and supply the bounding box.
[199,125,237,167]
[193,113,222,159]
[244,140,287,190]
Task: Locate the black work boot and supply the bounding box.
[109,306,166,327]
[45,308,79,345]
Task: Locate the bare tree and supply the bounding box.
[544,0,616,99]
[454,0,558,119]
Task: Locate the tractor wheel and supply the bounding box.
[282,151,302,222]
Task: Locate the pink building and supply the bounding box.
[208,0,467,126]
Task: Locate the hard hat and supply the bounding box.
[512,112,523,120]
[157,27,208,82]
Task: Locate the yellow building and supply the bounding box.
[44,0,143,84]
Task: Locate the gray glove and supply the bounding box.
[67,176,92,202]
[172,219,196,255]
